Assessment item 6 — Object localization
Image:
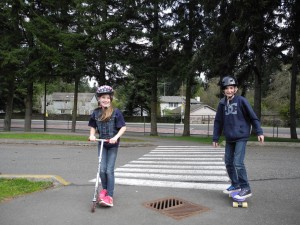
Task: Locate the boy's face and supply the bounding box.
[223,86,238,99]
[98,94,111,108]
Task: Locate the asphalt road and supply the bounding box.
[0,137,299,225]
[1,119,298,138]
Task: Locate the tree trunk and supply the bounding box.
[3,77,15,131]
[183,76,191,136]
[150,1,159,136]
[24,81,33,132]
[253,14,264,120]
[150,72,158,136]
[290,42,298,139]
[71,76,79,132]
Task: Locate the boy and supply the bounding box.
[212,76,264,200]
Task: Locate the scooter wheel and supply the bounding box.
[91,202,96,213]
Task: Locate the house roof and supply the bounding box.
[51,92,95,101]
[170,104,216,115]
[160,96,200,104]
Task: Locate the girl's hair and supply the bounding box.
[99,105,114,122]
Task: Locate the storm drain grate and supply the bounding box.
[143,197,210,220]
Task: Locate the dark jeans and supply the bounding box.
[100,145,118,197]
[224,141,250,189]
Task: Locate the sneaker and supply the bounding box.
[100,196,113,207]
[234,188,252,200]
[223,185,241,194]
[98,189,108,202]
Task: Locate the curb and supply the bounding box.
[219,140,300,148]
[0,139,156,147]
[0,174,71,186]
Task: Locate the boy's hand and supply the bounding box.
[212,142,219,147]
[258,135,264,143]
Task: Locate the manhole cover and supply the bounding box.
[144,197,210,220]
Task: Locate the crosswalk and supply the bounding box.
[114,146,230,191]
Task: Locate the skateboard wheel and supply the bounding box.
[242,202,248,208]
[233,202,238,208]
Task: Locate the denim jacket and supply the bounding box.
[94,109,118,139]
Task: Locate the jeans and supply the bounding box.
[99,144,118,197]
[224,141,250,189]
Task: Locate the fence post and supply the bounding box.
[143,116,146,136]
[207,115,210,137]
[174,117,176,136]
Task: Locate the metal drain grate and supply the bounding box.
[144,197,210,220]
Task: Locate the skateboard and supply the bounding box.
[229,191,248,208]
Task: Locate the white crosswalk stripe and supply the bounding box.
[90,146,230,191]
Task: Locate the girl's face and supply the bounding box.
[98,94,111,108]
[223,86,238,99]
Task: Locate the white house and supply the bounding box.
[41,92,98,115]
[169,102,216,124]
[160,96,201,116]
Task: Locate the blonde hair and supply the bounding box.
[99,105,114,122]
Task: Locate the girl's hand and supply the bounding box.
[89,135,96,141]
[109,137,118,144]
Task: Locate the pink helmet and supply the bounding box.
[96,85,114,98]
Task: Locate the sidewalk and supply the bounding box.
[1,136,300,225]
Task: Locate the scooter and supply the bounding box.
[90,139,107,213]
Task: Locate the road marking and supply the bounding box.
[121,164,225,169]
[90,146,229,191]
[115,168,226,175]
[130,160,225,165]
[115,178,229,190]
[115,172,229,182]
[139,157,223,161]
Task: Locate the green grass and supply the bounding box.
[0,178,53,202]
[157,135,300,143]
[0,132,299,143]
[157,135,223,144]
[0,132,143,142]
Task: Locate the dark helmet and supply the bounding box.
[96,85,114,98]
[221,76,238,89]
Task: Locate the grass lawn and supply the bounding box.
[0,132,143,142]
[156,135,300,143]
[0,178,53,202]
[0,132,299,143]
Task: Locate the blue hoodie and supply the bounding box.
[213,95,263,142]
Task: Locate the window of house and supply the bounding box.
[169,102,178,107]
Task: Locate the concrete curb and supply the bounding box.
[0,174,71,186]
[219,140,300,148]
[1,139,299,148]
[0,139,155,147]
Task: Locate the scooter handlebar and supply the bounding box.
[88,138,109,142]
[95,139,109,142]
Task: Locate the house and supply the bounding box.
[160,96,201,116]
[41,92,98,115]
[168,102,216,124]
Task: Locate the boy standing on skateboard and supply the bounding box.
[212,76,264,200]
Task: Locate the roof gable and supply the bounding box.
[51,92,95,101]
[160,96,200,104]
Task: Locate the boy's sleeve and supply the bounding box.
[212,103,223,142]
[242,98,263,135]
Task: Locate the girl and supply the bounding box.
[88,85,126,207]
